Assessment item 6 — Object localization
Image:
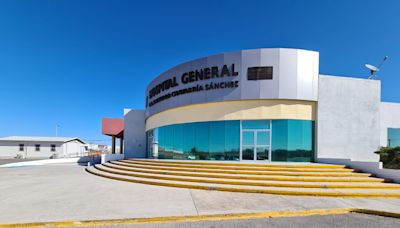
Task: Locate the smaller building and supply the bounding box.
[0,136,87,159]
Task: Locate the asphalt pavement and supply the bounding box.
[1,164,400,225]
[85,213,400,228]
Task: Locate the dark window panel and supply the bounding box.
[247,67,273,80]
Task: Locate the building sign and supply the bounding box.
[148,64,240,107]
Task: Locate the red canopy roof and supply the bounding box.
[102,118,124,137]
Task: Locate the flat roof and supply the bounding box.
[0,136,86,144]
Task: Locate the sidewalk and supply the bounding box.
[0,164,399,224]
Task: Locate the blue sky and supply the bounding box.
[0,0,399,144]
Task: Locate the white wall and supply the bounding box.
[101,154,125,164]
[380,102,400,147]
[123,109,146,158]
[61,140,87,158]
[0,141,63,159]
[0,140,86,159]
[317,75,381,162]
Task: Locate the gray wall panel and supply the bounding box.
[317,75,381,162]
[123,109,146,158]
[259,49,280,98]
[145,48,319,118]
[380,102,400,146]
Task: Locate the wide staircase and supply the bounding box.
[86,159,400,197]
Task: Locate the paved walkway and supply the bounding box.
[0,164,399,224]
[0,158,43,165]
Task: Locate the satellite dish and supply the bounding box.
[365,56,389,79]
[365,64,379,73]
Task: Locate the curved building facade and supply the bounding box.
[111,47,400,165]
[144,48,318,162]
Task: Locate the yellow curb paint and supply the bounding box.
[120,160,356,173]
[105,162,382,183]
[98,164,400,189]
[115,160,365,175]
[0,208,353,227]
[110,161,372,177]
[108,161,371,180]
[86,168,400,198]
[2,208,400,227]
[128,158,347,169]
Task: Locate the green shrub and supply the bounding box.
[374,147,400,169]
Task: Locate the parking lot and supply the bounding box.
[0,164,399,226]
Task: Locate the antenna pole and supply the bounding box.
[56,125,60,137]
[378,56,389,69]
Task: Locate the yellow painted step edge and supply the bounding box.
[128,158,347,169]
[85,168,400,198]
[120,160,357,173]
[108,162,373,178]
[123,160,353,171]
[101,164,394,188]
[2,208,399,227]
[111,161,376,182]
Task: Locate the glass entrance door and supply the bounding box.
[241,130,271,161]
[242,131,255,160]
[240,120,271,161]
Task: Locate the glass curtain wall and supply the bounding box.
[146,119,314,162]
[148,120,240,160]
[271,120,315,162]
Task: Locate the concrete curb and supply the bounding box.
[1,208,399,227]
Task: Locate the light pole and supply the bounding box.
[56,125,60,137]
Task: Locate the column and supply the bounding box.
[119,135,124,154]
[112,135,116,154]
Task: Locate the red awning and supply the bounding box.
[102,118,124,137]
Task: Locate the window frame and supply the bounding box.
[51,144,56,152]
[35,144,40,152]
[19,144,24,152]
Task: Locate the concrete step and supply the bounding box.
[98,164,399,189]
[111,161,374,178]
[106,162,384,182]
[119,160,358,173]
[128,158,347,169]
[85,166,400,197]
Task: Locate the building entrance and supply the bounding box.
[240,120,271,161]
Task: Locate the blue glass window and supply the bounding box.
[173,124,183,159]
[147,119,314,162]
[257,131,270,145]
[224,121,240,160]
[149,120,240,161]
[242,120,270,129]
[388,128,400,147]
[209,121,225,160]
[271,120,315,162]
[242,132,254,145]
